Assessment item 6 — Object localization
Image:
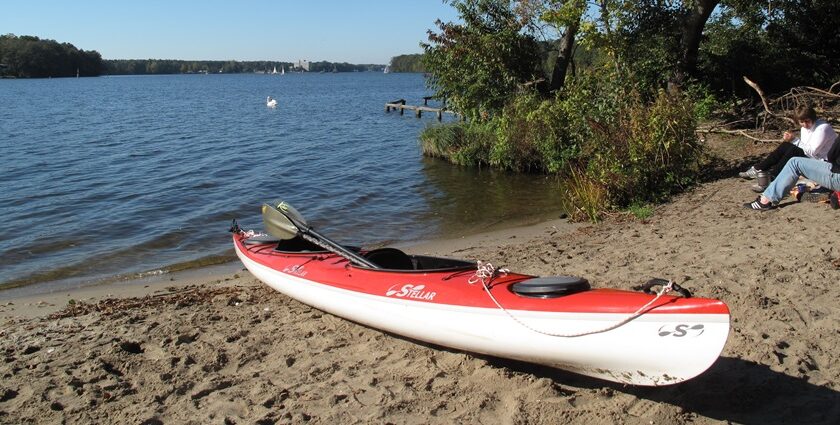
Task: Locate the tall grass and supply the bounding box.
[559,167,609,222]
[419,122,495,166]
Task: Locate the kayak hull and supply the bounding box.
[233,234,729,386]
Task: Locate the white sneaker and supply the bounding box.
[739,166,759,179]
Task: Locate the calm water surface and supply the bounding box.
[0,73,565,296]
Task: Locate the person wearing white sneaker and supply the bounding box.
[745,139,840,210]
[738,105,837,192]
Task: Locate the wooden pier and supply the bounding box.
[385,98,453,121]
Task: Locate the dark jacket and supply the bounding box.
[829,138,840,173]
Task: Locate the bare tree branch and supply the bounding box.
[696,128,780,143]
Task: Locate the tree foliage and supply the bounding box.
[0,34,104,78]
[700,0,840,97]
[389,54,426,72]
[422,0,546,121]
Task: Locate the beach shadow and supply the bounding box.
[482,355,840,425]
[332,314,837,424]
[700,153,766,183]
[774,200,799,209]
[699,155,743,182]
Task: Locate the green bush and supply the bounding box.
[492,94,580,173]
[627,202,654,220]
[584,87,701,206]
[419,68,702,221]
[683,82,721,121]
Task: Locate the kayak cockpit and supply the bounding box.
[361,248,475,272]
[363,248,476,271]
[243,235,474,272]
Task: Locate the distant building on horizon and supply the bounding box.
[296,59,310,72]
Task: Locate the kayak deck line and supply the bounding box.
[467,260,689,338]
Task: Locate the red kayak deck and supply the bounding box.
[235,235,729,316]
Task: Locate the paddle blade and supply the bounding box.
[262,201,304,240]
[272,200,307,227]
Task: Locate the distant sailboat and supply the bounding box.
[281,66,285,75]
[383,66,390,74]
[266,96,278,108]
[272,66,278,75]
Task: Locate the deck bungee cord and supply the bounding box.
[469,260,681,338]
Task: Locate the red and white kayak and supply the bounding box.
[233,229,730,386]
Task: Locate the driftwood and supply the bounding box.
[742,76,785,122]
[773,84,840,123]
[744,76,796,125]
[695,127,780,143]
[701,78,840,143]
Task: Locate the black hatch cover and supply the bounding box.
[512,276,590,298]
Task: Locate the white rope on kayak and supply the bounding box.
[470,261,674,338]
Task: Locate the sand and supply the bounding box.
[2,139,839,424]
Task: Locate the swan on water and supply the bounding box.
[266,96,278,107]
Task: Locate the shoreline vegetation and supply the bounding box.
[415,0,838,223]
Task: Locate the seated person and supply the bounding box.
[745,137,840,210]
[739,104,837,192]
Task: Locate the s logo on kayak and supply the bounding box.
[658,324,704,337]
[281,264,308,277]
[385,284,437,301]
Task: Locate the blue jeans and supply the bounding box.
[762,157,840,203]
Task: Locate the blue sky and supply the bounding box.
[1,0,460,64]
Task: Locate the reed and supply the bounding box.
[560,167,609,222]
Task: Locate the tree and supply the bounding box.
[695,0,840,97]
[0,34,104,78]
[518,0,585,92]
[422,0,546,120]
[555,1,723,90]
[764,0,840,88]
[671,0,721,85]
[389,54,426,72]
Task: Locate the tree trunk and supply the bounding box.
[549,16,581,93]
[674,0,719,85]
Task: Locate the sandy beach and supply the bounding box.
[2,137,839,424]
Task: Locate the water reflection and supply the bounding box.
[416,157,567,237]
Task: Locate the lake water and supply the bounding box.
[0,73,565,297]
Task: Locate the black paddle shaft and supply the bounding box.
[298,225,379,269]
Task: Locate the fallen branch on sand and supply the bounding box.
[695,127,780,144]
